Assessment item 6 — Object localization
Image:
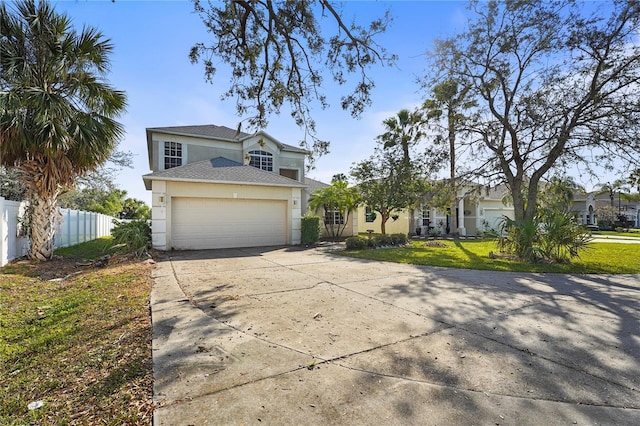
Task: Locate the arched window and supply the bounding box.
[248,150,273,171]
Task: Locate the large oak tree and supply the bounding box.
[432,0,640,223]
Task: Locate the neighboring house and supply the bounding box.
[357,184,515,237]
[573,192,639,227]
[143,124,310,250]
[358,183,639,236]
[303,177,358,238]
[570,192,597,226]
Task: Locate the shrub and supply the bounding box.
[374,234,392,247]
[390,233,408,245]
[538,208,591,263]
[301,215,321,244]
[111,220,151,257]
[345,236,367,250]
[497,215,543,262]
[496,208,590,263]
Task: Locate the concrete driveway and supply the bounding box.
[151,244,640,425]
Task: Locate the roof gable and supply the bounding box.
[143,157,306,190]
[146,124,308,153]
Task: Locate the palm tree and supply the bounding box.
[378,109,424,164]
[378,109,425,233]
[594,180,628,208]
[308,180,359,239]
[0,0,126,260]
[423,80,475,232]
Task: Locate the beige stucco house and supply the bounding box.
[143,124,311,250]
[357,184,515,237]
[302,178,358,239]
[358,183,639,236]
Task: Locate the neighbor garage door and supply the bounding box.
[171,197,287,250]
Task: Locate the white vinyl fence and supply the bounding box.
[56,208,115,249]
[0,197,29,267]
[0,196,116,266]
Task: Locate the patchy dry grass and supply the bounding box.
[0,239,154,425]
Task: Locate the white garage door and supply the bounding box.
[483,210,512,231]
[171,197,287,250]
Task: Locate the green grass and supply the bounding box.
[0,246,153,425]
[53,236,114,258]
[338,239,640,274]
[591,229,640,238]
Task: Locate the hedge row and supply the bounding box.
[301,216,321,244]
[345,233,408,250]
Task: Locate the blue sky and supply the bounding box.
[46,0,620,204]
[44,0,470,204]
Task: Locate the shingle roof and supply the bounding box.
[146,124,249,141]
[143,157,307,190]
[146,124,308,153]
[303,177,329,197]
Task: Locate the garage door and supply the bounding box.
[171,197,287,250]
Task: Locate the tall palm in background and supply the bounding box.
[594,179,628,208]
[0,0,126,260]
[378,109,425,234]
[423,80,474,233]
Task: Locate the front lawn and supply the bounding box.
[0,238,154,425]
[591,229,640,238]
[338,239,640,274]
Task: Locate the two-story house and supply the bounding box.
[142,124,310,250]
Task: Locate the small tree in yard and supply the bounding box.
[351,147,425,235]
[0,0,126,260]
[308,179,359,239]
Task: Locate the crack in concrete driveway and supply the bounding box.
[151,245,640,425]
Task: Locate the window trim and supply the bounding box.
[365,206,376,223]
[163,141,183,170]
[421,209,430,226]
[248,150,274,171]
[324,209,345,226]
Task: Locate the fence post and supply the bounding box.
[65,209,70,248]
[0,196,7,267]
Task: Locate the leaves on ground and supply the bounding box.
[0,254,154,425]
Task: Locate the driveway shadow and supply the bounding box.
[152,247,640,424]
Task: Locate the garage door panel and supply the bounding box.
[172,198,286,250]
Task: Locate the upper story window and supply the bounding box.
[164,141,182,169]
[249,150,273,171]
[279,168,298,181]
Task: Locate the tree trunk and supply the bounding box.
[29,191,61,261]
[380,211,390,235]
[409,209,415,236]
[510,179,527,222]
[448,103,457,233]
